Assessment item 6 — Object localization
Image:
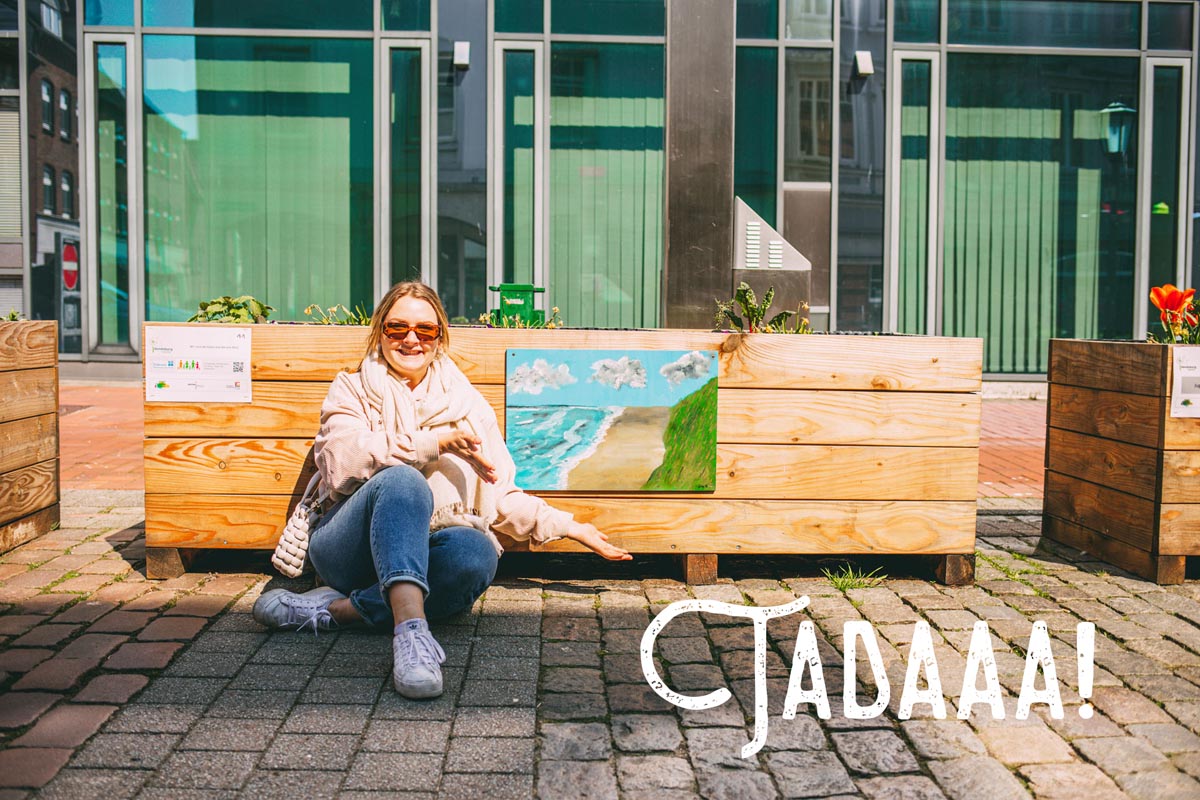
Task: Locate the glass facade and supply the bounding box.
[948,0,1141,49]
[95,43,129,346]
[896,59,931,335]
[390,48,423,285]
[141,36,374,321]
[894,0,938,42]
[737,0,778,39]
[496,0,543,34]
[143,0,373,31]
[550,0,664,36]
[1147,64,1185,322]
[1148,3,1194,50]
[734,46,777,224]
[502,50,536,285]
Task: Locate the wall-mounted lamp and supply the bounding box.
[453,41,470,69]
[853,51,874,78]
[1099,101,1136,156]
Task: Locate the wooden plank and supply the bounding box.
[0,321,57,372]
[1045,427,1160,502]
[1047,383,1163,449]
[0,460,59,528]
[1164,417,1200,450]
[1041,515,1176,584]
[158,321,983,392]
[146,385,979,447]
[144,439,977,501]
[0,503,59,556]
[935,554,975,586]
[678,554,718,584]
[0,368,58,424]
[1042,470,1157,552]
[0,414,57,475]
[1163,451,1200,503]
[146,494,975,554]
[1048,339,1167,396]
[1158,505,1200,555]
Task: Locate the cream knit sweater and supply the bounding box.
[312,357,574,555]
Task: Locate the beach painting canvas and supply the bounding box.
[504,348,718,492]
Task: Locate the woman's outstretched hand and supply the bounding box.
[567,522,632,561]
[438,429,498,484]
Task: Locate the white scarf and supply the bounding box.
[358,349,497,535]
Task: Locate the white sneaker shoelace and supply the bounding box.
[393,622,446,671]
[281,595,338,635]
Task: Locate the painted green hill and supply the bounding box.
[642,377,717,491]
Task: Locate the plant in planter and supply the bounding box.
[714,282,811,334]
[304,303,371,325]
[1043,283,1200,584]
[187,295,274,323]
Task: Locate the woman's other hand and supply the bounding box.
[567,522,632,561]
[438,429,498,484]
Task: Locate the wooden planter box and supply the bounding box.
[0,321,60,554]
[1044,339,1200,583]
[143,324,983,583]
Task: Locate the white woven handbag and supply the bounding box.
[271,473,325,578]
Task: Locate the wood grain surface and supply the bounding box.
[0,460,59,528]
[0,368,58,424]
[0,414,58,475]
[0,321,57,372]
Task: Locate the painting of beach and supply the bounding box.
[505,348,718,491]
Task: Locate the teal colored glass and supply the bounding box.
[0,40,17,89]
[737,0,777,39]
[948,0,1140,48]
[551,0,663,36]
[549,43,664,328]
[943,54,1139,373]
[784,0,832,39]
[85,0,134,26]
[734,47,777,226]
[1148,66,1183,329]
[894,0,939,42]
[503,51,535,285]
[95,44,129,346]
[784,49,832,182]
[391,49,422,285]
[896,60,931,335]
[1148,3,1193,50]
[496,0,542,33]
[383,0,431,31]
[141,36,375,322]
[144,0,372,29]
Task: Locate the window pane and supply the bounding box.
[784,49,832,182]
[551,0,664,36]
[896,60,931,334]
[894,0,939,42]
[383,0,430,31]
[0,0,17,30]
[734,46,777,225]
[1148,3,1193,50]
[496,0,542,33]
[550,43,664,328]
[144,0,373,30]
[503,50,535,284]
[60,91,71,138]
[43,167,56,213]
[1147,66,1184,329]
[944,54,1139,373]
[142,36,374,321]
[390,48,422,285]
[784,0,832,39]
[0,39,17,90]
[86,0,133,25]
[737,0,777,39]
[95,44,129,345]
[948,0,1140,49]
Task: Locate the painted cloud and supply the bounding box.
[508,358,577,395]
[589,355,647,390]
[660,350,712,387]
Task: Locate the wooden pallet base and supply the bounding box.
[676,554,718,585]
[934,553,976,586]
[146,546,199,580]
[0,504,59,556]
[1043,515,1186,585]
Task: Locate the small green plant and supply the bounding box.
[714,282,811,334]
[821,563,887,591]
[304,303,371,325]
[188,295,274,323]
[477,306,565,329]
[5,309,25,321]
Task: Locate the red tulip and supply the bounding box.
[1150,284,1199,336]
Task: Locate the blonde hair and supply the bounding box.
[359,282,451,370]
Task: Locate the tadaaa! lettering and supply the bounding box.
[640,598,1096,759]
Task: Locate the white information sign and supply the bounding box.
[145,326,252,403]
[1171,345,1200,418]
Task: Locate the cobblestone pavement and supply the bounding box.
[5,489,1200,798]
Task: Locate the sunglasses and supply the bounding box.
[383,321,442,342]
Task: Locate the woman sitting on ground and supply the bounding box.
[253,281,630,698]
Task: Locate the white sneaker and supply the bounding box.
[393,618,446,699]
[253,586,345,634]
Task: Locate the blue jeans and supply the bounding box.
[308,464,498,628]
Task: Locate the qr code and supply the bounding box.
[233,362,245,373]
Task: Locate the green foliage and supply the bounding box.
[714,282,812,334]
[642,377,718,491]
[4,309,24,321]
[477,306,565,329]
[304,303,371,325]
[821,563,887,591]
[187,295,274,323]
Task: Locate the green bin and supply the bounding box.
[488,283,546,326]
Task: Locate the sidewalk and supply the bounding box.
[7,388,1200,799]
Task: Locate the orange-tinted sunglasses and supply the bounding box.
[383,321,441,342]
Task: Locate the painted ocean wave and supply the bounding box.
[507,405,624,490]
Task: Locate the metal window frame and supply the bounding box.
[490,40,546,294]
[885,49,940,335]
